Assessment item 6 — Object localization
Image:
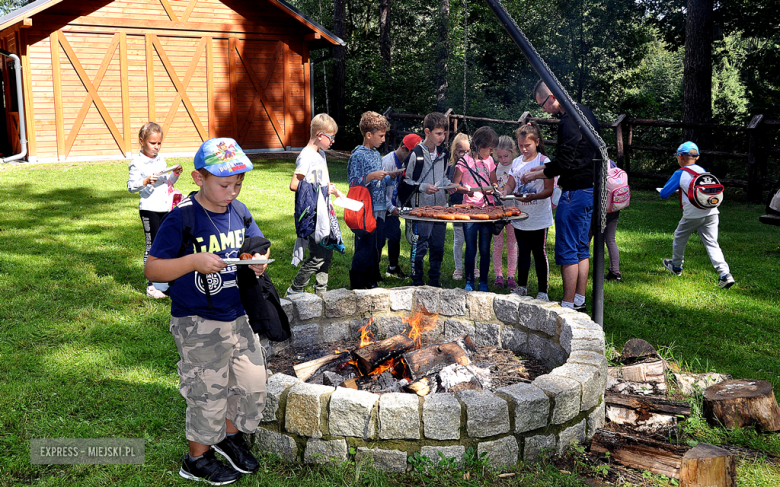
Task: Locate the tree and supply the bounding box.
[436,0,449,112]
[380,0,391,74]
[682,0,713,147]
[332,0,347,129]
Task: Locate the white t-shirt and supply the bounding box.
[679,164,719,220]
[509,153,553,231]
[294,146,330,187]
[494,162,516,208]
[127,152,178,212]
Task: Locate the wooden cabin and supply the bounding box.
[0,0,343,162]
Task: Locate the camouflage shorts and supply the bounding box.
[170,314,267,445]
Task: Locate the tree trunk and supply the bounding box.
[379,0,391,74]
[682,0,713,153]
[435,0,449,113]
[333,0,347,129]
[703,379,780,432]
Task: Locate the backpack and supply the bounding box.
[294,179,318,239]
[606,164,630,212]
[344,185,376,237]
[680,166,724,209]
[396,146,426,208]
[767,186,780,217]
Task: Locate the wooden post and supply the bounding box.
[625,122,633,174]
[444,108,453,145]
[518,111,530,125]
[613,114,626,169]
[680,443,736,487]
[747,114,764,203]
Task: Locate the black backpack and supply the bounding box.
[397,145,448,208]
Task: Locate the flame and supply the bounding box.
[370,360,395,376]
[356,318,375,348]
[403,308,439,348]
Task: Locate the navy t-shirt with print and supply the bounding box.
[149,196,264,321]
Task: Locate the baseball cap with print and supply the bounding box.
[194,138,253,177]
[676,141,699,157]
[402,134,423,151]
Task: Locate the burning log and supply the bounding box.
[403,341,470,381]
[405,376,434,396]
[703,379,780,432]
[591,428,689,479]
[680,443,736,487]
[293,351,352,382]
[351,334,416,376]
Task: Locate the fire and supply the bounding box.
[403,308,438,348]
[356,318,375,348]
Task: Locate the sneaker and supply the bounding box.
[146,285,168,299]
[506,277,516,290]
[464,281,474,291]
[286,287,303,297]
[386,266,407,279]
[474,268,480,279]
[478,282,489,292]
[494,276,504,288]
[662,259,682,276]
[213,433,259,474]
[512,286,528,297]
[718,273,735,289]
[452,269,464,280]
[179,450,242,485]
[574,303,587,313]
[605,270,622,282]
[536,292,549,301]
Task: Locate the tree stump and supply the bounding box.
[680,443,736,487]
[703,379,780,432]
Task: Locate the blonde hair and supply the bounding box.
[310,113,338,138]
[496,135,516,158]
[358,111,390,136]
[449,133,470,166]
[138,122,162,143]
[515,121,547,155]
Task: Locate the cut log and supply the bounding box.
[620,338,660,364]
[606,392,691,416]
[608,360,667,395]
[703,379,780,432]
[591,428,689,479]
[680,443,736,487]
[402,342,470,381]
[351,334,415,376]
[605,393,690,436]
[294,351,352,382]
[339,375,379,391]
[405,376,434,396]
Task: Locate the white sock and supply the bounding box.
[574,294,585,306]
[561,301,574,309]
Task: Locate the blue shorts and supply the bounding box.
[554,188,593,265]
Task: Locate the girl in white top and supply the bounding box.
[490,135,519,290]
[502,122,553,300]
[127,122,182,298]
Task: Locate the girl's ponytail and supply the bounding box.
[515,121,546,156]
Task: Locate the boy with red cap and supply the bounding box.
[382,133,422,278]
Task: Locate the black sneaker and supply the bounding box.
[213,433,259,474]
[605,270,622,281]
[574,303,587,313]
[386,265,407,279]
[179,450,242,485]
[718,273,735,289]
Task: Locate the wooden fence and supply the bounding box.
[383,108,780,203]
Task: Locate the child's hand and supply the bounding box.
[249,249,271,277]
[144,174,160,186]
[191,253,227,274]
[172,164,183,175]
[367,170,388,182]
[425,184,439,195]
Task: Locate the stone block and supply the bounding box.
[321,321,349,344]
[285,383,334,438]
[377,316,405,338]
[262,373,301,422]
[523,300,558,336]
[466,292,494,321]
[378,393,421,439]
[493,293,522,325]
[292,323,319,349]
[523,434,556,464]
[533,374,581,424]
[500,326,527,354]
[547,344,568,369]
[439,288,468,316]
[280,298,295,323]
[475,322,501,347]
[496,383,550,433]
[422,393,461,440]
[526,333,553,362]
[322,288,356,318]
[256,428,298,462]
[568,350,608,380]
[388,286,414,311]
[420,445,465,468]
[587,399,605,440]
[557,419,586,454]
[355,447,408,473]
[477,436,519,469]
[329,387,378,439]
[354,288,390,312]
[560,319,605,354]
[444,319,475,340]
[414,286,440,313]
[551,362,605,411]
[304,438,348,465]
[516,300,542,331]
[287,292,323,321]
[456,391,510,438]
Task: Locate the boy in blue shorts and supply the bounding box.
[659,141,734,289]
[145,138,269,485]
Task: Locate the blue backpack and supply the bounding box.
[294,179,318,239]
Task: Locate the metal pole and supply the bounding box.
[592,158,605,325]
[483,0,606,325]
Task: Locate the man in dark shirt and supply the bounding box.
[521,81,599,311]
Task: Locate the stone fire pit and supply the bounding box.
[255,286,607,471]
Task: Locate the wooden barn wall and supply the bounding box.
[19,0,313,161]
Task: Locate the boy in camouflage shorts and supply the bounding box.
[146,138,269,485]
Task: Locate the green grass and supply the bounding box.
[0,157,779,486]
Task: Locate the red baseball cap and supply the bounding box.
[402,134,422,151]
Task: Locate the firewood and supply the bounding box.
[405,376,434,396]
[703,379,780,432]
[450,334,477,355]
[680,443,736,487]
[402,342,470,381]
[620,338,660,364]
[339,375,378,391]
[608,360,667,395]
[605,393,690,436]
[606,392,691,417]
[590,429,689,479]
[293,351,352,382]
[351,334,415,376]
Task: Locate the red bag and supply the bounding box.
[344,185,376,237]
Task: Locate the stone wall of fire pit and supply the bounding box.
[255,286,607,471]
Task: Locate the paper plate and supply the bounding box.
[222,258,275,265]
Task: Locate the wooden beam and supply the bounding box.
[159,0,180,22]
[283,41,290,147]
[181,0,198,22]
[233,40,285,145]
[146,34,155,122]
[20,29,36,158]
[66,17,299,38]
[21,18,32,29]
[206,36,214,138]
[237,41,282,145]
[119,32,131,155]
[229,36,237,136]
[159,37,207,139]
[50,32,65,160]
[304,33,321,41]
[303,42,310,129]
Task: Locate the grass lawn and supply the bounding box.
[0,156,779,486]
